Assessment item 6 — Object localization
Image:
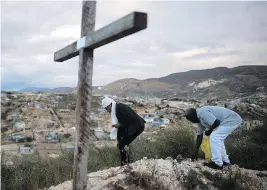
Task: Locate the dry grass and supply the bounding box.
[2,120,267,190]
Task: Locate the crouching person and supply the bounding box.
[185,106,243,169]
[102,97,145,166]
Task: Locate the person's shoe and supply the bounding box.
[121,160,127,166]
[203,162,223,170]
[223,162,231,167]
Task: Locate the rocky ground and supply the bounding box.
[47,157,267,190]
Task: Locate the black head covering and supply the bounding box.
[185,108,199,123]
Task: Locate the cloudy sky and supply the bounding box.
[1,1,267,90]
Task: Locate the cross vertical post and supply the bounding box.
[53,0,147,189]
[73,1,95,190]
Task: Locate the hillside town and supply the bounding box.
[2,0,267,189]
[1,89,266,165]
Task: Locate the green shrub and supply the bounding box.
[1,127,195,190]
[225,119,267,170]
[2,121,267,190]
[25,137,34,142]
[1,147,119,190]
[63,133,71,139]
[87,147,120,172]
[1,154,73,190]
[130,126,195,161]
[24,143,31,147]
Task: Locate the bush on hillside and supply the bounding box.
[225,119,267,170]
[2,121,267,190]
[25,137,34,142]
[130,126,195,161]
[1,154,73,190]
[63,133,71,139]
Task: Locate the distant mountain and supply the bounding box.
[98,65,267,99]
[16,65,267,99]
[18,87,74,93]
[51,87,73,93]
[18,87,52,92]
[18,86,102,93]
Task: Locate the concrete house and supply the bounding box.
[144,113,157,123]
[8,135,25,143]
[19,145,35,154]
[45,132,59,142]
[14,121,26,132]
[62,145,75,152]
[56,96,63,101]
[59,109,71,113]
[11,114,19,119]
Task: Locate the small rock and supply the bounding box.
[166,157,172,161]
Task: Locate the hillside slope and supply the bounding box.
[17,65,267,99]
[18,87,51,92]
[48,158,267,190]
[99,65,267,99]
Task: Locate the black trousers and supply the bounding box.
[117,125,144,165]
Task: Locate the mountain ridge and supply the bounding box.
[100,65,267,99]
[16,65,267,99]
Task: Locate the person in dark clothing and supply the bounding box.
[101,96,145,166]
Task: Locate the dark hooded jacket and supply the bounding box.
[115,103,145,136]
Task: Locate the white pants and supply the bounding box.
[210,113,242,166]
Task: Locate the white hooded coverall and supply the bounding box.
[101,96,119,139]
[196,106,243,166]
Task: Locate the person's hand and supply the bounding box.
[112,124,121,128]
[205,130,213,136]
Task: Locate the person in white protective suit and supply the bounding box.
[101,96,145,166]
[185,106,243,169]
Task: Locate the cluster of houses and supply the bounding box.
[143,113,170,128]
[2,91,266,164]
[18,143,75,159]
[2,140,75,161]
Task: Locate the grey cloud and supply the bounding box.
[185,50,243,61]
[2,37,77,58]
[1,1,267,89]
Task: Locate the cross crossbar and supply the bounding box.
[53,2,148,189]
[54,12,147,62]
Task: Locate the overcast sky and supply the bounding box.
[1,1,267,90]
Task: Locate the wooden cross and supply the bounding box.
[53,1,147,189]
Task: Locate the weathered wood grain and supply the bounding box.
[72,1,95,190]
[53,1,148,189]
[54,11,147,62]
